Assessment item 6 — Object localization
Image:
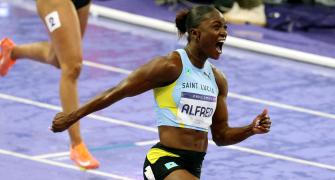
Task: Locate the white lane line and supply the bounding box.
[34,152,69,159]
[33,139,159,159]
[134,139,159,146]
[53,156,70,161]
[229,93,335,120]
[218,142,335,171]
[0,149,134,180]
[1,93,335,171]
[83,61,132,74]
[0,93,61,111]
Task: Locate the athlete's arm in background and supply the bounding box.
[51,52,182,132]
[210,67,271,146]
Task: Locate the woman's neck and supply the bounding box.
[184,45,207,69]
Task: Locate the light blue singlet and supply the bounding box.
[153,49,219,132]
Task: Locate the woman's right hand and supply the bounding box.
[50,112,78,133]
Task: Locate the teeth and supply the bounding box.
[216,47,222,54]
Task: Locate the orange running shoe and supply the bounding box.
[0,38,16,77]
[70,142,100,169]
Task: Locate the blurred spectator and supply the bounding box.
[315,0,335,6]
[221,0,267,26]
[155,0,267,26]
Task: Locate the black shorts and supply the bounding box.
[143,143,206,180]
[71,0,91,9]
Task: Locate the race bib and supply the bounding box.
[45,11,61,33]
[177,92,217,130]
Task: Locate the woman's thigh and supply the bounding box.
[36,0,83,67]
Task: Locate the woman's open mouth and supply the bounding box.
[216,39,225,54]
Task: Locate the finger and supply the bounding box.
[258,121,270,126]
[258,118,271,125]
[255,117,269,126]
[50,126,59,133]
[260,108,268,117]
[254,119,261,127]
[259,123,271,128]
[50,127,57,133]
[259,122,271,127]
[259,122,271,129]
[256,126,270,132]
[50,124,63,133]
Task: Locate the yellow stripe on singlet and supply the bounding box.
[154,81,178,117]
[147,148,180,164]
[154,81,186,128]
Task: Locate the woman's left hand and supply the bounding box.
[252,109,272,134]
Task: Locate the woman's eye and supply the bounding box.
[213,25,220,30]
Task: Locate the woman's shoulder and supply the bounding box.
[211,65,228,95]
[155,51,182,69]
